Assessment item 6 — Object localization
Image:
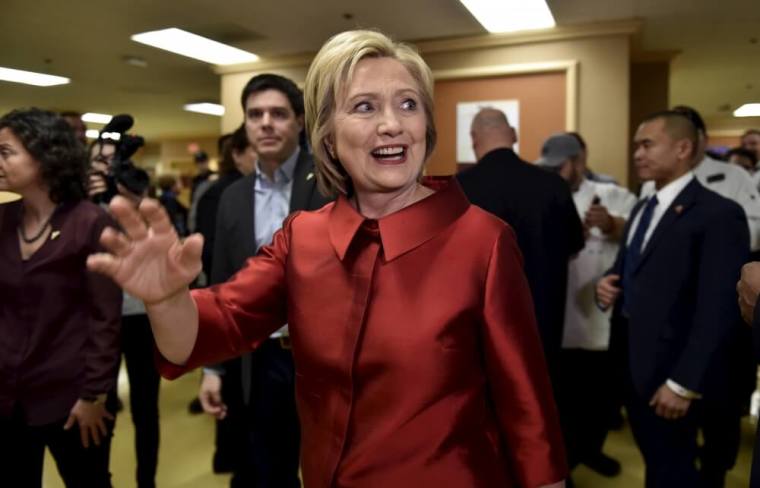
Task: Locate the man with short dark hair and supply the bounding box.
[742,129,760,163]
[597,111,749,487]
[457,108,585,383]
[728,147,757,174]
[640,106,760,487]
[197,73,331,488]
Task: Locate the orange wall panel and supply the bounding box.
[428,71,566,175]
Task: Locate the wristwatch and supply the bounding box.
[81,393,108,405]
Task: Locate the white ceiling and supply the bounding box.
[2,0,759,140]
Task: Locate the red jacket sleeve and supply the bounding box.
[481,226,567,487]
[158,213,297,379]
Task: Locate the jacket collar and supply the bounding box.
[328,179,470,262]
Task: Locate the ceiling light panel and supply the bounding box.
[82,113,113,124]
[0,67,69,87]
[734,103,760,117]
[459,0,556,33]
[184,103,225,116]
[131,28,259,65]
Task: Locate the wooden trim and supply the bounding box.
[214,18,640,75]
[432,60,580,131]
[414,19,641,54]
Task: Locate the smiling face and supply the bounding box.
[0,127,43,194]
[329,57,427,197]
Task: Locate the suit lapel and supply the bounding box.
[289,149,317,212]
[635,178,699,272]
[237,173,257,252]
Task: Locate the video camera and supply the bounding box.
[90,114,149,204]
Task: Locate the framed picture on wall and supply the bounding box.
[456,100,520,163]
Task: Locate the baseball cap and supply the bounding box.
[535,133,582,168]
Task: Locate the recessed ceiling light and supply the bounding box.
[82,112,113,124]
[0,66,69,87]
[184,103,225,116]
[459,0,555,33]
[131,28,259,65]
[85,129,100,139]
[734,103,760,117]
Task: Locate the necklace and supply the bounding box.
[18,206,57,244]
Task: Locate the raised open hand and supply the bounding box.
[87,196,203,305]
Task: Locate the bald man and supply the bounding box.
[596,111,748,487]
[457,108,584,383]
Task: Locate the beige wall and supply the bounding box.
[421,35,630,184]
[219,26,633,185]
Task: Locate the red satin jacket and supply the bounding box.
[159,181,566,487]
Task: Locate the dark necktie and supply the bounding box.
[622,195,658,314]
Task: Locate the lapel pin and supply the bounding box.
[674,205,684,215]
[50,230,61,240]
[306,172,314,181]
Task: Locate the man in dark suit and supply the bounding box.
[197,73,332,488]
[457,108,585,379]
[737,261,760,488]
[597,111,749,487]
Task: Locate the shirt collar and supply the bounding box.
[328,179,470,262]
[654,171,694,210]
[255,147,300,184]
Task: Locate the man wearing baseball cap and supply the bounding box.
[538,132,637,483]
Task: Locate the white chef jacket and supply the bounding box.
[562,178,637,350]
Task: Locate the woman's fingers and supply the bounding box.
[177,234,204,272]
[87,252,123,279]
[110,196,149,241]
[99,227,132,257]
[140,198,176,236]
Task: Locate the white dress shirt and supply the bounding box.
[253,147,299,338]
[631,171,694,250]
[641,156,760,250]
[562,179,637,350]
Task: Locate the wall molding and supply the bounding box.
[215,18,639,76]
[432,60,580,131]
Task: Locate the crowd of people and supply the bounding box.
[2,28,760,488]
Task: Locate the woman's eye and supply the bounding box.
[353,101,373,113]
[401,98,418,111]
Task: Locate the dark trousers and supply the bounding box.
[751,422,760,488]
[122,314,161,488]
[0,407,114,488]
[230,339,301,488]
[213,358,246,473]
[558,348,615,469]
[625,384,701,488]
[698,327,755,488]
[613,316,700,487]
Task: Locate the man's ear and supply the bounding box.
[296,114,305,132]
[676,138,695,163]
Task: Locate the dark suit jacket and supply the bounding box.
[210,149,332,402]
[457,148,585,365]
[751,301,760,487]
[211,150,332,285]
[196,170,243,278]
[609,178,749,400]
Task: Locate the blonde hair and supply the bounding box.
[304,30,437,197]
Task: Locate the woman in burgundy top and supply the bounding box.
[89,31,567,487]
[0,108,122,487]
